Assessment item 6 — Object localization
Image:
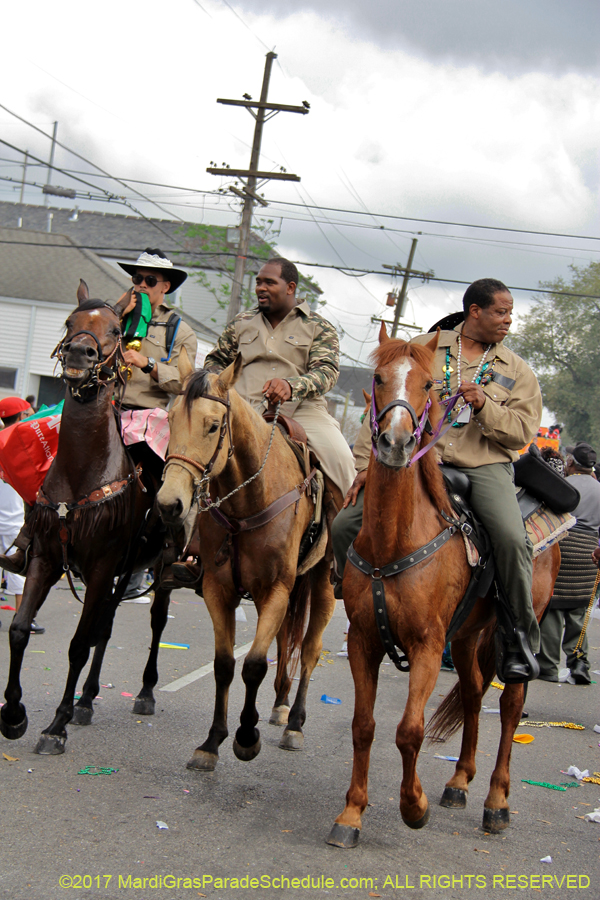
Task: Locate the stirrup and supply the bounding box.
[170,558,203,586]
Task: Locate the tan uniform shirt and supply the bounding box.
[204,301,339,417]
[122,303,197,410]
[352,324,542,472]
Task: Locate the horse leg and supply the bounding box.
[35,575,116,755]
[440,634,482,809]
[327,624,383,848]
[281,559,336,751]
[233,584,290,762]
[187,582,236,772]
[397,643,444,829]
[133,584,172,716]
[0,556,60,740]
[482,682,524,833]
[71,638,110,726]
[270,623,291,726]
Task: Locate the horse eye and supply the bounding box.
[208,422,219,434]
[425,381,433,391]
[374,373,383,386]
[112,328,121,337]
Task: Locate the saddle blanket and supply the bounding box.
[526,505,575,558]
[462,504,575,568]
[120,408,170,460]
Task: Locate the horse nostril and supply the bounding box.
[378,432,392,451]
[163,499,183,520]
[85,346,96,358]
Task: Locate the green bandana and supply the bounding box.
[122,292,152,342]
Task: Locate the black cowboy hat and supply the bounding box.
[428,311,465,333]
[118,248,187,293]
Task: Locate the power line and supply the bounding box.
[0,237,597,299]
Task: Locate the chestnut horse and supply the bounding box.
[157,357,341,770]
[0,282,175,754]
[328,330,559,848]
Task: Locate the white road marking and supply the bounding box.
[159,641,255,692]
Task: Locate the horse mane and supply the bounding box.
[183,369,214,415]
[369,338,453,516]
[368,337,434,372]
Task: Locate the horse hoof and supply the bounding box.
[326,823,361,849]
[71,706,93,726]
[0,707,28,740]
[269,705,290,726]
[404,804,431,830]
[186,750,218,772]
[483,806,510,833]
[133,697,155,716]
[34,733,66,755]
[440,787,467,808]
[233,736,261,761]
[279,729,304,751]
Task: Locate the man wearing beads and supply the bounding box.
[333,278,542,683]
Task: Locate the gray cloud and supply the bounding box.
[241,0,600,74]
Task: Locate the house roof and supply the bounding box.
[0,200,268,271]
[0,226,130,304]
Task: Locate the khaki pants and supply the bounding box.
[292,400,356,497]
[331,462,538,652]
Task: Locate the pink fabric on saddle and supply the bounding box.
[120,408,170,460]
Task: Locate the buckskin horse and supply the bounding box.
[327,329,560,848]
[157,354,341,770]
[0,281,175,754]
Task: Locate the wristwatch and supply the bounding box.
[141,357,156,374]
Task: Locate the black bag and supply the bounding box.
[513,443,580,513]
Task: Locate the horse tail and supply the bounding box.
[277,572,311,683]
[425,623,497,744]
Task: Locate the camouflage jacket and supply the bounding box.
[204,301,340,412]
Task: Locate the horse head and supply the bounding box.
[369,323,439,468]
[56,280,130,397]
[158,354,243,526]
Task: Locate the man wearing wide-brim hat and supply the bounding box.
[116,248,196,414]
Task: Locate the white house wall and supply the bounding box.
[0,298,72,398]
[29,306,68,377]
[0,300,29,395]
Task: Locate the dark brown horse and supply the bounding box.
[0,282,174,754]
[157,356,341,769]
[328,330,560,847]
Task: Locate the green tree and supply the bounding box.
[509,261,600,445]
[181,219,323,322]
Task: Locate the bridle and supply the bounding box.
[369,375,432,466]
[52,314,125,401]
[163,395,282,511]
[369,375,465,467]
[163,392,234,506]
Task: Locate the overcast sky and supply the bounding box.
[1,0,599,370]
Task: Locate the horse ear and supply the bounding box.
[362,388,371,407]
[216,353,243,393]
[113,288,134,318]
[379,321,389,344]
[77,279,89,305]
[425,328,440,354]
[177,346,194,385]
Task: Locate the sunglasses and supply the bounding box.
[132,273,165,288]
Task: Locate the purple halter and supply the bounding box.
[370,376,463,467]
[369,376,432,462]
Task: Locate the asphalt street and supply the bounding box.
[0,583,598,900]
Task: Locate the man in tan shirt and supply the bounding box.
[204,257,355,497]
[332,278,543,682]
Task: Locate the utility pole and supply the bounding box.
[19,150,29,204]
[44,121,58,205]
[207,52,309,322]
[380,239,433,337]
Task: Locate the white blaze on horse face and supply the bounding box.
[388,358,414,433]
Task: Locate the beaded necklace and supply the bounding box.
[441,335,494,427]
